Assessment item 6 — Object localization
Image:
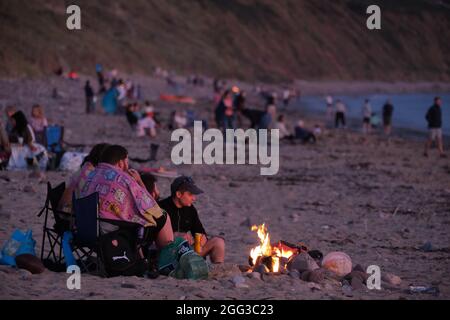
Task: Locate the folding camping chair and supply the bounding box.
[71,192,143,276]
[38,182,72,267]
[44,125,65,170]
[71,192,103,274]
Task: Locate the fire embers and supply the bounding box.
[248,224,306,273]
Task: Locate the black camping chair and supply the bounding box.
[71,192,142,276]
[38,182,73,266]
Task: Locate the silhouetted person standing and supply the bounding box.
[84,81,95,114]
[335,99,347,129]
[382,99,394,136]
[424,97,445,158]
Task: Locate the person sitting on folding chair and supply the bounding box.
[79,145,174,249]
[58,143,110,213]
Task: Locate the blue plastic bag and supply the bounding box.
[0,229,36,266]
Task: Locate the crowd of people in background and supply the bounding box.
[1,64,446,174]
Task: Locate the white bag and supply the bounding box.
[58,151,88,172]
[7,143,48,170]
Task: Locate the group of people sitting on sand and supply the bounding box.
[213,86,319,143]
[0,104,51,170]
[55,143,225,277]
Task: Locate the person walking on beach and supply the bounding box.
[362,99,372,135]
[382,99,394,136]
[424,97,446,158]
[325,95,334,126]
[84,80,95,114]
[282,88,291,108]
[335,99,347,129]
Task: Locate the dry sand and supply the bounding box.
[0,76,449,300]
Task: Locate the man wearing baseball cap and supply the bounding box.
[158,176,225,263]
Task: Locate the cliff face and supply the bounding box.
[1,0,449,81]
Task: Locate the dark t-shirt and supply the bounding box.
[158,197,206,235]
[383,103,394,118]
[426,104,442,128]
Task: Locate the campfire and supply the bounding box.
[248,224,305,273]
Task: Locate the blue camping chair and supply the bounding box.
[44,125,64,154]
[71,192,102,274]
[44,125,65,170]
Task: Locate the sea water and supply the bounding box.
[292,93,450,135]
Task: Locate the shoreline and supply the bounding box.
[2,75,450,96]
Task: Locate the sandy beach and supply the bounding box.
[0,76,449,300]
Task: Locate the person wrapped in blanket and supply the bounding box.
[58,143,110,213]
[7,111,48,170]
[78,145,174,249]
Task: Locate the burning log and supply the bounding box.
[248,223,300,274]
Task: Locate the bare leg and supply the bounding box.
[385,125,392,136]
[155,214,174,248]
[200,237,225,263]
[424,138,432,156]
[437,137,445,155]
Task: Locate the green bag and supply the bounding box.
[158,237,208,280]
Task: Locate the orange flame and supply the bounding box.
[249,224,296,272]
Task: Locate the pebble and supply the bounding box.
[232,276,250,288]
[248,272,261,281]
[23,185,37,193]
[238,265,252,272]
[121,283,137,289]
[342,283,353,297]
[19,269,33,280]
[288,252,319,273]
[240,217,253,228]
[231,275,246,285]
[288,270,300,279]
[307,282,322,291]
[350,277,366,290]
[254,264,269,275]
[382,273,402,286]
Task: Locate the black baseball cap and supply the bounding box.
[171,176,204,195]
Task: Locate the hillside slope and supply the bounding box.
[1,0,449,81]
